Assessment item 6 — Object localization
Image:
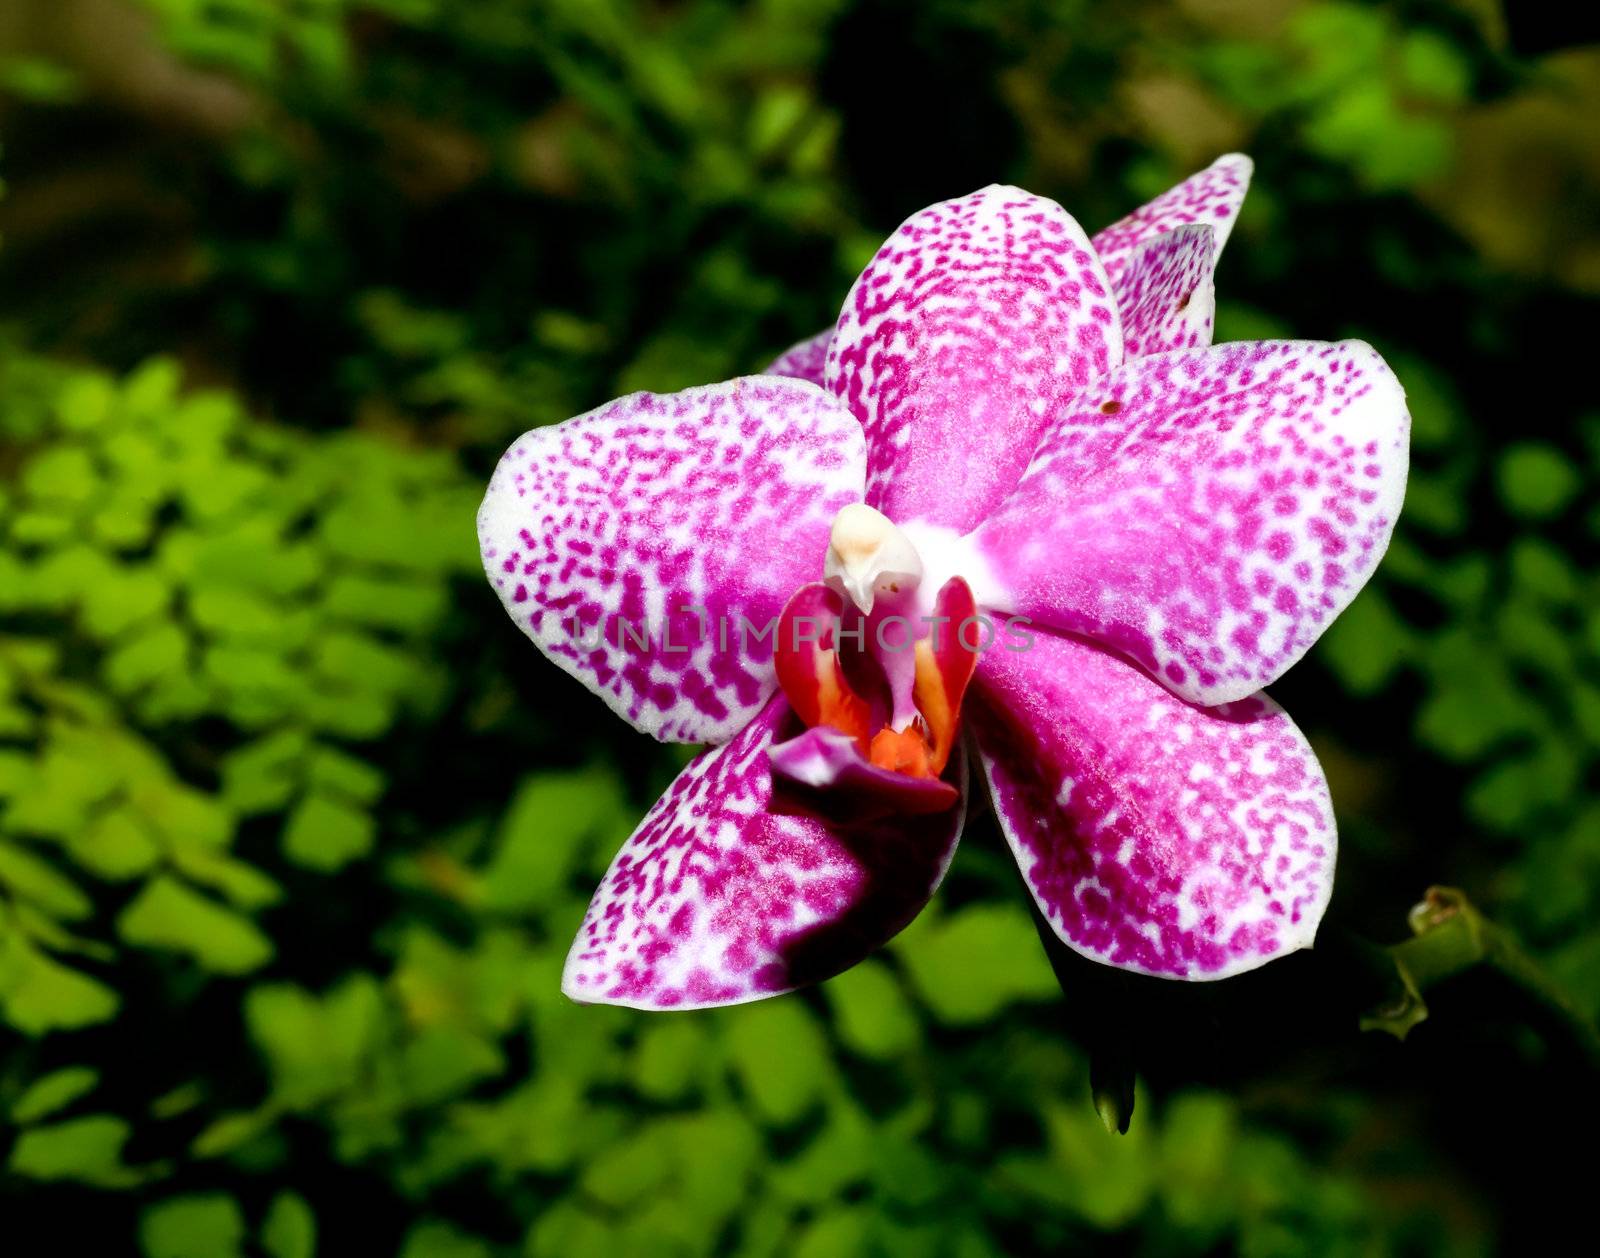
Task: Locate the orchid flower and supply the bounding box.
[479,155,1410,1009]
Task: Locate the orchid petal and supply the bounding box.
[479,376,865,743]
[773,581,871,745]
[970,340,1410,706]
[914,576,979,774]
[765,329,833,386]
[563,698,966,1009]
[1092,153,1253,291]
[1114,224,1218,359]
[826,185,1123,533]
[972,630,1334,980]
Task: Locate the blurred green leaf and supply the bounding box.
[104,624,191,696]
[0,840,94,920]
[69,807,163,881]
[21,444,99,506]
[578,1122,675,1210]
[8,1115,137,1187]
[0,930,120,1033]
[10,1066,100,1124]
[1318,587,1412,696]
[398,1221,492,1258]
[219,729,311,814]
[190,1107,279,1159]
[399,1025,505,1106]
[1398,31,1471,105]
[322,573,448,633]
[480,767,625,912]
[1158,1092,1241,1241]
[896,905,1059,1025]
[281,792,377,872]
[140,1195,247,1258]
[1042,1098,1157,1227]
[117,876,274,974]
[1497,444,1581,520]
[305,746,386,805]
[631,1017,711,1101]
[246,977,385,1109]
[0,56,82,104]
[824,959,921,1060]
[170,843,283,910]
[724,999,832,1125]
[261,1193,317,1258]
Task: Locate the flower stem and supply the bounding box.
[1362,886,1600,1071]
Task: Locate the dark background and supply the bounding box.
[1,1,1597,1254]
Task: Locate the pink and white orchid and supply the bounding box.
[478,155,1410,1009]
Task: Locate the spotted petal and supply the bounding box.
[972,630,1334,980]
[563,698,967,1009]
[1092,153,1253,292]
[765,329,833,386]
[970,340,1410,706]
[1114,224,1217,358]
[479,376,865,743]
[826,185,1122,533]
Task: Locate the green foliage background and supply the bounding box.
[1,1,1597,1253]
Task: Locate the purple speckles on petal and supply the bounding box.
[478,376,866,744]
[765,329,833,386]
[969,340,1410,707]
[1112,224,1218,359]
[562,699,966,1010]
[825,185,1123,533]
[972,630,1335,980]
[1092,153,1253,291]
